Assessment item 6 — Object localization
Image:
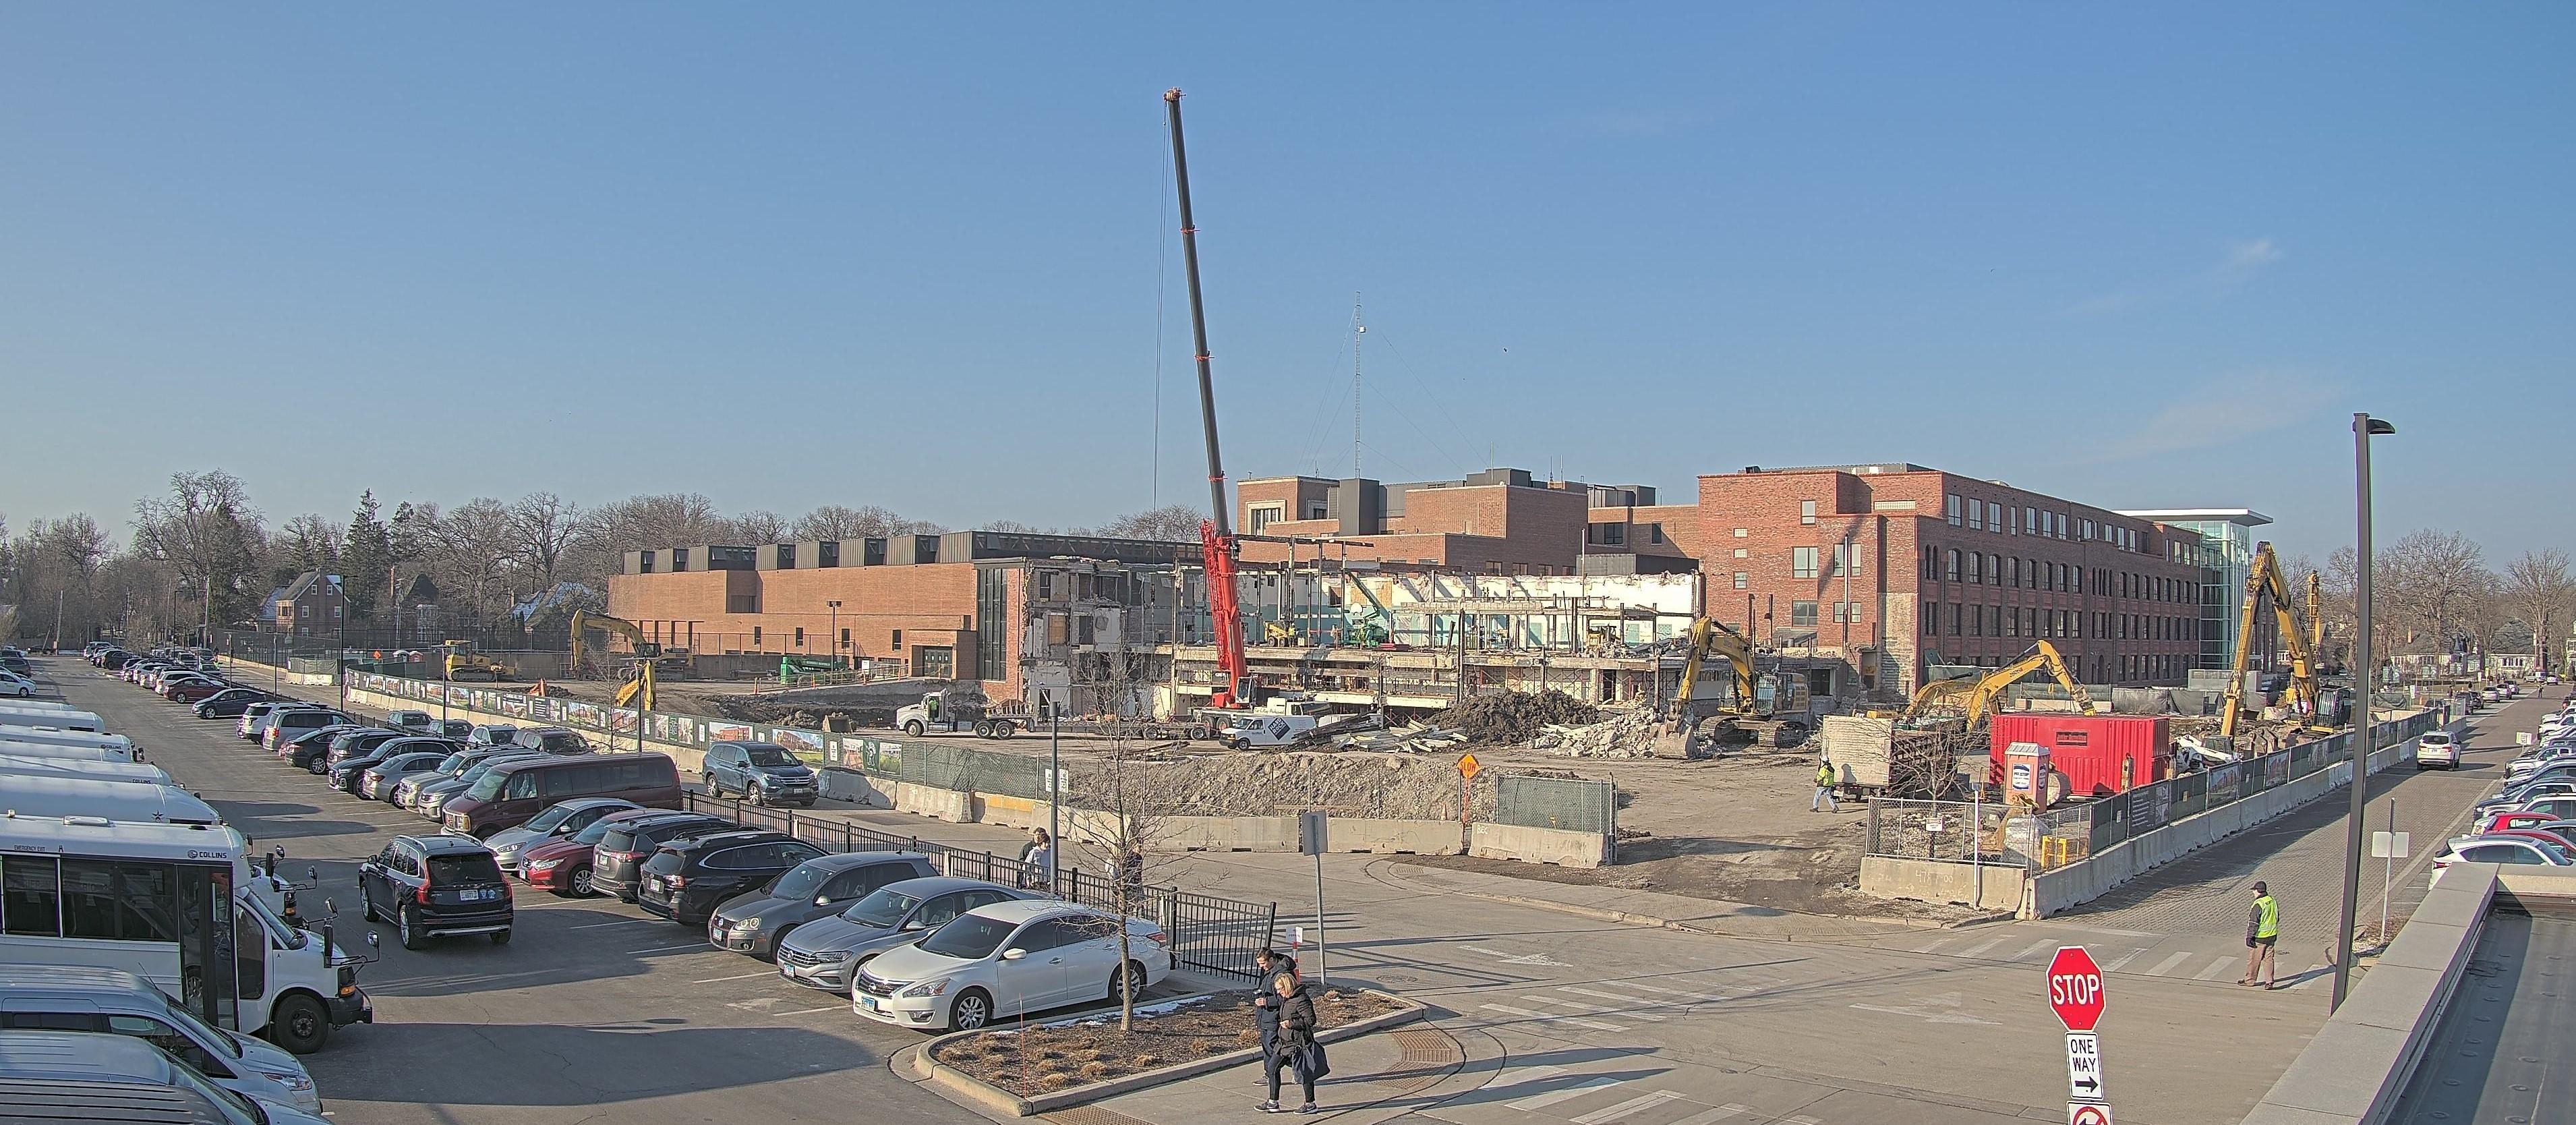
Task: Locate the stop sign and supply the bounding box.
[2047,946,2106,1031]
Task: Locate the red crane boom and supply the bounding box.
[1164,88,1250,709]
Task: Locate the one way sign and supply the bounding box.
[2066,1031,2105,1100]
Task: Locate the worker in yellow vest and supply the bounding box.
[2241,881,2279,988]
[1811,761,1839,813]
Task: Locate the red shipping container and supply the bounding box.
[1989,715,2169,798]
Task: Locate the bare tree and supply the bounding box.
[426,498,517,625]
[2380,529,2491,660]
[1097,504,1204,542]
[130,470,267,629]
[9,515,112,644]
[2500,548,2576,674]
[984,519,1044,533]
[722,509,791,545]
[276,513,343,577]
[564,493,726,586]
[1056,653,1186,1031]
[790,504,942,541]
[505,492,579,589]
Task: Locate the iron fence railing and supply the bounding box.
[1866,707,2453,871]
[678,792,1278,979]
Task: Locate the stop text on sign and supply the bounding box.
[2050,971,2100,1009]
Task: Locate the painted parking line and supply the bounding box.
[693,972,777,984]
[1665,1107,1748,1125]
[773,1005,845,1017]
[569,919,656,929]
[1570,1091,1683,1124]
[2144,950,2196,976]
[1515,998,1637,1030]
[627,943,715,954]
[1506,1076,1624,1111]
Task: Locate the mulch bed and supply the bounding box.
[928,989,1403,1096]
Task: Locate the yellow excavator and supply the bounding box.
[438,641,517,683]
[2218,542,2332,741]
[1902,639,2097,726]
[570,610,670,712]
[1655,617,1799,753]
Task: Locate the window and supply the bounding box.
[2008,557,2021,587]
[1946,494,1962,526]
[794,627,806,647]
[1790,601,1818,627]
[1985,555,2000,584]
[751,626,763,646]
[1733,527,1749,538]
[889,629,902,650]
[1988,502,2003,531]
[1587,523,1627,546]
[1832,602,1861,623]
[914,646,955,679]
[2025,507,2037,534]
[3,855,60,936]
[1945,549,1961,581]
[1647,523,1664,544]
[1800,500,1817,525]
[1307,504,1327,520]
[1831,542,1861,577]
[1966,500,1983,530]
[2001,606,2018,637]
[1248,504,1283,533]
[1734,547,1749,559]
[1966,551,1982,584]
[1732,572,1748,589]
[1968,605,1983,636]
[840,627,851,647]
[1037,573,1056,600]
[1791,547,1819,579]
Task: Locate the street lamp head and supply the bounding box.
[2355,414,2395,436]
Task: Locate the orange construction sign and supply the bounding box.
[1457,753,1481,781]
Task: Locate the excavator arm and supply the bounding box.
[573,610,657,712]
[1904,640,2094,724]
[1672,618,1760,715]
[2219,544,2324,740]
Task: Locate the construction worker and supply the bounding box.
[2241,881,2280,987]
[1812,760,1840,813]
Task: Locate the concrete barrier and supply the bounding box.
[2239,865,2501,1125]
[892,781,974,822]
[817,768,890,808]
[1471,821,1614,868]
[1859,855,2026,913]
[2024,713,2453,918]
[1331,817,1466,855]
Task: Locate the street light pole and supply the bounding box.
[2333,412,2395,1010]
[1048,708,1062,894]
[827,601,842,668]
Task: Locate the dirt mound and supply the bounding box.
[1074,751,1496,821]
[1445,690,1600,744]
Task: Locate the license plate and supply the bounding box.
[861,997,880,1012]
[467,888,497,902]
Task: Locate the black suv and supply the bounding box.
[701,741,820,807]
[635,829,825,927]
[589,812,735,902]
[357,834,514,949]
[310,728,407,773]
[705,850,937,960]
[515,727,593,755]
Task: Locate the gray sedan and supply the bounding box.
[482,797,643,873]
[773,876,1034,992]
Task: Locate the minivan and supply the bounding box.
[0,967,322,1115]
[260,712,351,754]
[440,754,682,838]
[0,1031,328,1125]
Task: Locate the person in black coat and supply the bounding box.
[1251,950,1298,1096]
[1262,972,1325,1114]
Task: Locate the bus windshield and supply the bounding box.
[239,889,304,951]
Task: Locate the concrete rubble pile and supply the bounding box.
[1336,724,1468,753]
[1531,708,1664,758]
[1442,689,1602,743]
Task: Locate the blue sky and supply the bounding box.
[4,4,2569,565]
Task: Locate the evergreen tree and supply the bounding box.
[343,491,394,621]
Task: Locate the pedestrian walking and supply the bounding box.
[1250,948,1299,1095]
[1258,971,1325,1114]
[2241,881,2280,987]
[1812,760,1840,813]
[1021,834,1053,893]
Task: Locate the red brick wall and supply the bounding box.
[1238,478,1330,532]
[607,563,983,676]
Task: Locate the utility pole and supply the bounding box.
[53,588,66,652]
[1352,293,1364,478]
[2335,413,2397,1010]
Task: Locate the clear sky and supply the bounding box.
[4,4,2569,566]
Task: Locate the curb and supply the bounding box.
[918,988,1426,1118]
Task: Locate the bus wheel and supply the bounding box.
[269,994,329,1055]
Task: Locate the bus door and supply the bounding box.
[175,863,238,1030]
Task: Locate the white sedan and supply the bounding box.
[2429,834,2576,887]
[0,671,36,697]
[852,898,1171,1032]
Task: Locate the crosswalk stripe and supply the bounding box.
[1956,937,2007,958]
[1480,1004,1627,1033]
[2145,951,2196,976]
[2098,949,2144,972]
[1571,1091,1684,1124]
[1506,1076,1624,1111]
[1914,939,1955,955]
[1519,996,1644,1028]
[2013,940,2057,960]
[1556,985,1673,1016]
[2194,956,2242,981]
[1666,1108,1747,1125]
[1490,1064,1567,1089]
[1604,980,1726,1002]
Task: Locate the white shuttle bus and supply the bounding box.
[0,775,223,826]
[0,815,372,1054]
[0,707,109,732]
[0,730,143,762]
[0,753,175,786]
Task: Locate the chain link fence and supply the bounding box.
[1494,774,1616,835]
[1869,708,2453,871]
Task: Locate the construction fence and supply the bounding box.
[681,792,1278,980]
[1494,774,1618,836]
[1865,707,2453,871]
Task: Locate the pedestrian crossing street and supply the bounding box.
[1881,926,2335,990]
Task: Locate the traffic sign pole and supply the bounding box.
[2049,946,2110,1121]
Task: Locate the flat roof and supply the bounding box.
[2116,508,2275,526]
[2387,911,2576,1122]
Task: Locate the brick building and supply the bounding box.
[606,531,1196,708]
[1233,468,1696,574]
[1685,464,2215,695]
[266,572,345,640]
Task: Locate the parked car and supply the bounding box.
[705,851,938,960]
[0,671,36,698]
[281,726,363,771]
[513,727,592,755]
[701,741,821,807]
[852,899,1171,1032]
[312,729,406,773]
[589,812,736,902]
[358,751,453,801]
[357,834,514,949]
[417,752,551,821]
[262,710,353,754]
[437,719,473,739]
[0,1029,330,1125]
[238,703,284,741]
[519,808,678,897]
[775,877,1033,992]
[635,829,826,927]
[440,754,681,838]
[0,964,324,1115]
[384,710,438,734]
[392,746,525,811]
[464,725,520,749]
[194,689,271,718]
[482,797,644,873]
[2429,832,2576,886]
[2414,730,2461,769]
[2476,779,2576,817]
[163,679,237,705]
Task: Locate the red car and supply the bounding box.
[517,807,664,898]
[165,679,235,703]
[2483,810,2559,834]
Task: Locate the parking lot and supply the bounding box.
[41,657,1012,1125]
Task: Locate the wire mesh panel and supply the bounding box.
[1864,799,2010,864]
[1494,775,1615,834]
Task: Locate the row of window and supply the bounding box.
[1921,548,2197,604]
[0,856,179,942]
[1921,604,2198,641]
[1944,493,2149,553]
[1784,601,1865,627]
[1583,523,1664,546]
[1788,544,1863,580]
